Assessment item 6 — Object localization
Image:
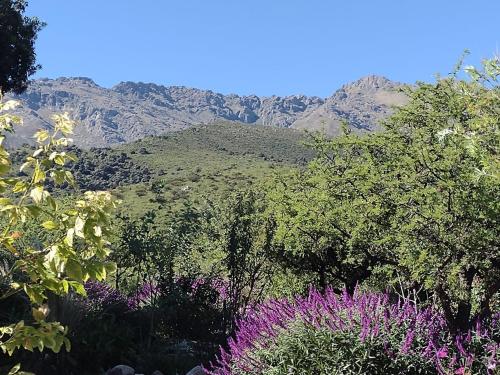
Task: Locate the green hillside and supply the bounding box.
[73,122,315,216]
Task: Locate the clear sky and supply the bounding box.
[27,0,499,97]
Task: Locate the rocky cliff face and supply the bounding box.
[7,75,406,148]
[292,76,408,135]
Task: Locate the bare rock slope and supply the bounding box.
[7,75,406,148]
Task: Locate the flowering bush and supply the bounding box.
[207,288,499,375]
[84,281,130,315]
[126,278,229,311]
[127,282,159,310]
[190,277,230,302]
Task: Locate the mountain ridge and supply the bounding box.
[7,75,407,148]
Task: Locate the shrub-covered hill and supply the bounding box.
[111,122,313,216]
[9,122,313,216]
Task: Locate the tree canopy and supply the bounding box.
[268,58,500,332]
[0,99,117,374]
[0,0,44,94]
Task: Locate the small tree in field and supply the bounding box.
[0,97,117,374]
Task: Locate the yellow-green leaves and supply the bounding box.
[29,186,48,204]
[31,305,49,322]
[65,259,83,282]
[1,100,21,112]
[0,320,69,356]
[41,220,58,230]
[51,113,74,136]
[7,363,35,375]
[33,130,49,143]
[74,216,85,238]
[49,151,72,166]
[0,98,22,133]
[0,94,117,362]
[7,363,36,375]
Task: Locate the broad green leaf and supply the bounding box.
[41,221,58,230]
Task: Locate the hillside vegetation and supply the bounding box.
[76,122,313,216]
[10,121,312,217]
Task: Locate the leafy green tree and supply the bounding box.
[0,97,117,373]
[270,57,499,331]
[113,211,175,291]
[267,129,398,293]
[184,190,277,331]
[377,58,499,331]
[112,210,177,349]
[0,0,45,94]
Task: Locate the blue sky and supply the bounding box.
[27,0,499,97]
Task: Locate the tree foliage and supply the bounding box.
[269,58,499,331]
[0,0,44,94]
[182,190,278,331]
[375,58,499,331]
[267,135,397,293]
[0,96,117,373]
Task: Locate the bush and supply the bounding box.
[157,277,229,343]
[207,289,499,375]
[28,279,228,374]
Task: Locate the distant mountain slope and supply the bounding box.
[292,76,407,135]
[7,75,407,148]
[10,121,312,216]
[112,122,313,216]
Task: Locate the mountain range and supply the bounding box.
[7,75,407,148]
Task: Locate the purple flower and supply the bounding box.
[206,287,499,375]
[127,282,159,309]
[436,347,448,359]
[84,281,129,313]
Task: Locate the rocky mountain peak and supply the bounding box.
[51,76,99,87]
[112,81,170,95]
[7,76,408,148]
[328,75,406,103]
[346,75,393,90]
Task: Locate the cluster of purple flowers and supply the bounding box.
[86,277,230,312]
[83,280,130,313]
[83,280,163,312]
[189,277,230,301]
[207,288,499,375]
[127,282,159,310]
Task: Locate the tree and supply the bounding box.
[184,190,277,332]
[0,0,45,94]
[112,210,179,349]
[376,58,499,331]
[267,128,397,294]
[270,57,499,332]
[0,97,117,373]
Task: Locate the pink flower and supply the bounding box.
[436,347,448,359]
